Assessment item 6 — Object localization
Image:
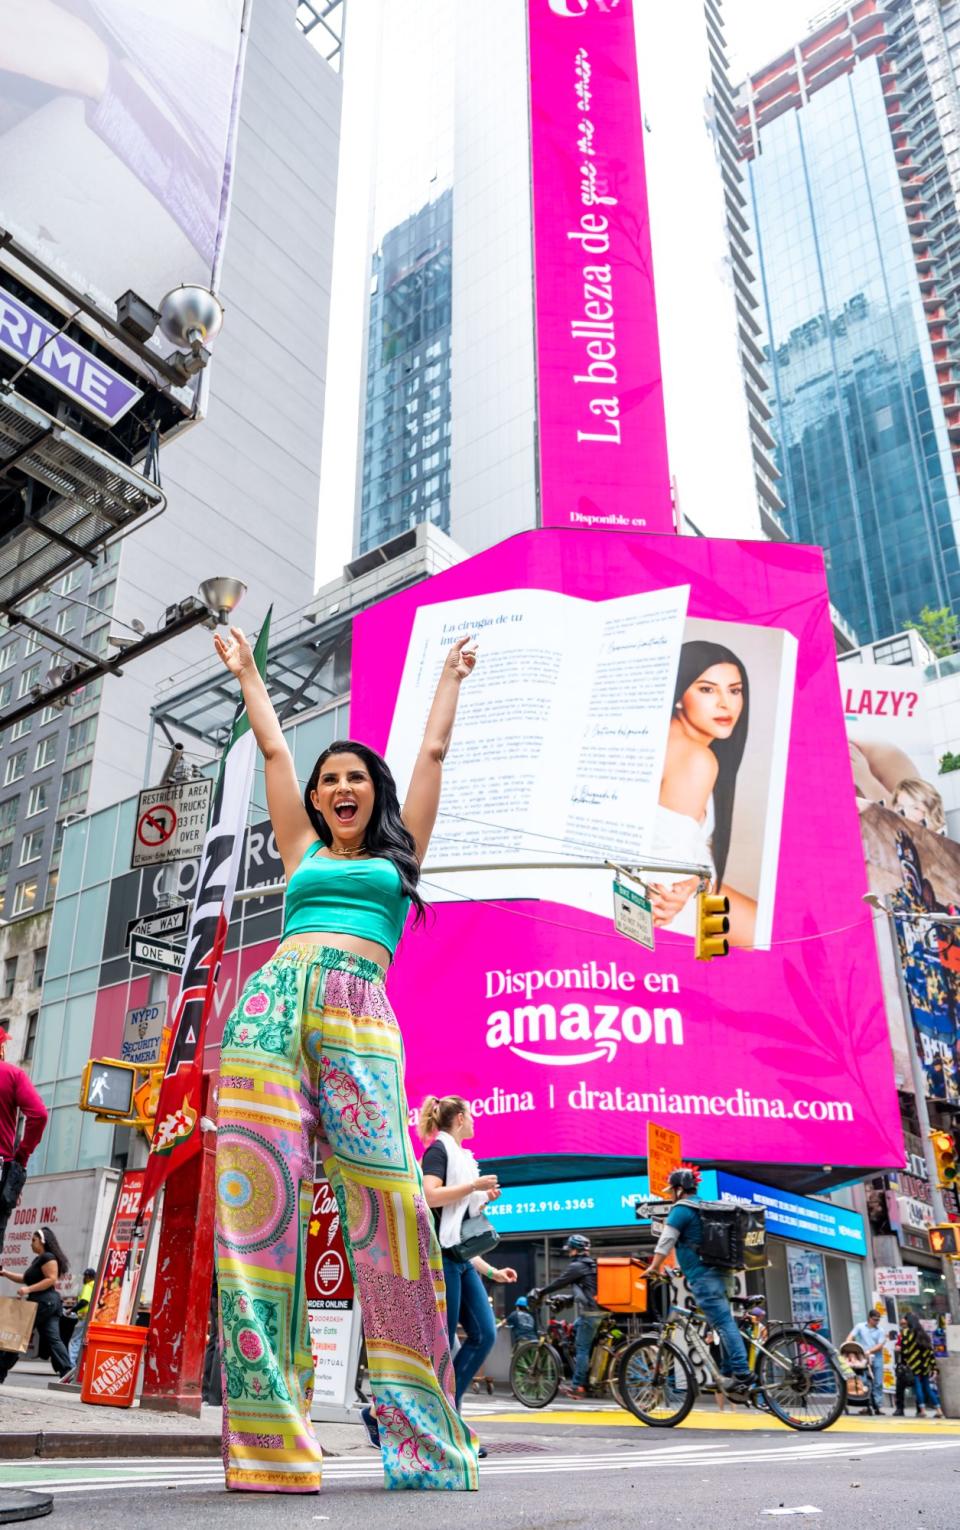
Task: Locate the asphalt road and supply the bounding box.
[2,1419,959,1528]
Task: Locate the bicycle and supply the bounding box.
[509,1296,634,1409]
[616,1272,848,1432]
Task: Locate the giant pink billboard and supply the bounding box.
[527,0,673,535]
[351,529,903,1175]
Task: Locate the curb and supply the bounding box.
[0,1433,222,1461]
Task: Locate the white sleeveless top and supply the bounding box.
[650,797,715,938]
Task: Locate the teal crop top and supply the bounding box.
[282,843,412,955]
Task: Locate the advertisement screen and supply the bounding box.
[0,0,247,314]
[527,0,672,534]
[842,661,960,1103]
[351,528,902,1175]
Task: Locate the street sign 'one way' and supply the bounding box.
[129,935,185,975]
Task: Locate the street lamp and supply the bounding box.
[198,577,247,626]
[864,891,960,1323]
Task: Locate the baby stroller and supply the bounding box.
[839,1341,873,1412]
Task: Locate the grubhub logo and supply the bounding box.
[548,0,621,14]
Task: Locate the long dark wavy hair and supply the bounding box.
[36,1225,70,1278]
[672,641,749,890]
[304,741,426,927]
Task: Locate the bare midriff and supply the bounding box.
[279,930,391,970]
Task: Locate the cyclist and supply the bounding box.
[505,1296,537,1349]
[644,1168,753,1399]
[529,1234,601,1398]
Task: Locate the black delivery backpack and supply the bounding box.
[696,1200,766,1272]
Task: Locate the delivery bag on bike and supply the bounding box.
[696,1201,765,1272]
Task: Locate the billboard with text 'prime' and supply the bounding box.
[352,529,903,1176]
[0,0,247,318]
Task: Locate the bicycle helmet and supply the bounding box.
[562,1234,590,1251]
[514,1296,529,1308]
[666,1168,699,1195]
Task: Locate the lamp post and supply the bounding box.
[865,893,960,1325]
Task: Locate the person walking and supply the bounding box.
[419,1095,517,1449]
[0,1227,72,1380]
[213,626,480,1494]
[530,1235,603,1399]
[66,1265,96,1371]
[845,1310,887,1415]
[645,1169,754,1399]
[0,1025,48,1258]
[900,1311,944,1418]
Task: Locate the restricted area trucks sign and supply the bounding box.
[131,780,213,869]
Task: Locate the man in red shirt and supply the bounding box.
[0,1026,48,1256]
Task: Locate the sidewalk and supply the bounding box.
[0,1376,367,1460]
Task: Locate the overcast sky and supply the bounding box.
[725,0,830,81]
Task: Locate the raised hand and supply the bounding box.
[214,626,255,680]
[445,635,478,681]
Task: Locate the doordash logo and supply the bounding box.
[547,0,621,14]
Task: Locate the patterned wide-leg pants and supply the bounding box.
[215,942,478,1493]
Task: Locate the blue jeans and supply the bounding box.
[442,1256,497,1412]
[687,1268,750,1380]
[912,1371,940,1410]
[867,1352,884,1409]
[68,1319,86,1368]
[573,1313,602,1388]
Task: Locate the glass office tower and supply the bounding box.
[741,7,960,641]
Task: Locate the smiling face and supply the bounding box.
[677,663,744,743]
[310,751,376,848]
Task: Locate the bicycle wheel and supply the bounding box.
[757,1328,846,1431]
[617,1334,696,1426]
[510,1340,562,1408]
[607,1343,630,1408]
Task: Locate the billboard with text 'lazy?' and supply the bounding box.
[351,529,903,1175]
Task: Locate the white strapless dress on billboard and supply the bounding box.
[649,798,715,938]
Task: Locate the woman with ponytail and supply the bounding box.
[649,640,756,948]
[213,627,479,1495]
[419,1096,516,1446]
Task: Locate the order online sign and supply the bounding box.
[353,529,902,1177]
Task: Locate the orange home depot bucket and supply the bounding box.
[80,1322,149,1408]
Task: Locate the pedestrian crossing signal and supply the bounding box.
[79,1058,138,1118]
[929,1223,960,1258]
[695,893,730,961]
[931,1130,959,1188]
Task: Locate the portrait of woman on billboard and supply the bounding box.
[647,623,796,950]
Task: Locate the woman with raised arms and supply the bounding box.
[212,625,479,1495]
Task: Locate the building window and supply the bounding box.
[872,636,914,666]
[17,664,40,699]
[10,717,31,741]
[54,608,75,636]
[0,642,18,673]
[26,783,48,818]
[0,797,18,832]
[3,956,16,998]
[66,718,95,759]
[11,880,37,916]
[59,763,90,810]
[0,844,12,875]
[45,871,57,905]
[22,1010,39,1065]
[0,682,11,711]
[23,630,42,657]
[5,752,26,785]
[34,737,57,771]
[19,830,43,866]
[32,946,46,989]
[39,706,58,726]
[55,569,83,596]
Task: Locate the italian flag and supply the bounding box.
[139,612,271,1209]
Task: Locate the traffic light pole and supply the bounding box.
[885,909,960,1325]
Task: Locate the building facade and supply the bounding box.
[350,1,779,563]
[740,3,960,643]
[0,0,341,956]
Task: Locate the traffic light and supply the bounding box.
[79,1058,138,1118]
[929,1223,960,1257]
[930,1129,959,1188]
[695,893,730,961]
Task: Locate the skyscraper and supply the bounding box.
[349,2,779,564]
[740,2,960,642]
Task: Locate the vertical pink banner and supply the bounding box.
[528,0,673,534]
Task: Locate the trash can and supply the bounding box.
[80,1322,149,1408]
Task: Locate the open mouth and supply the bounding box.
[334,800,358,823]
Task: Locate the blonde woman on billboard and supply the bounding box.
[212,627,480,1495]
[648,641,756,947]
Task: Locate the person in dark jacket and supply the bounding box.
[900,1311,943,1418]
[530,1234,601,1397]
[0,1226,71,1379]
